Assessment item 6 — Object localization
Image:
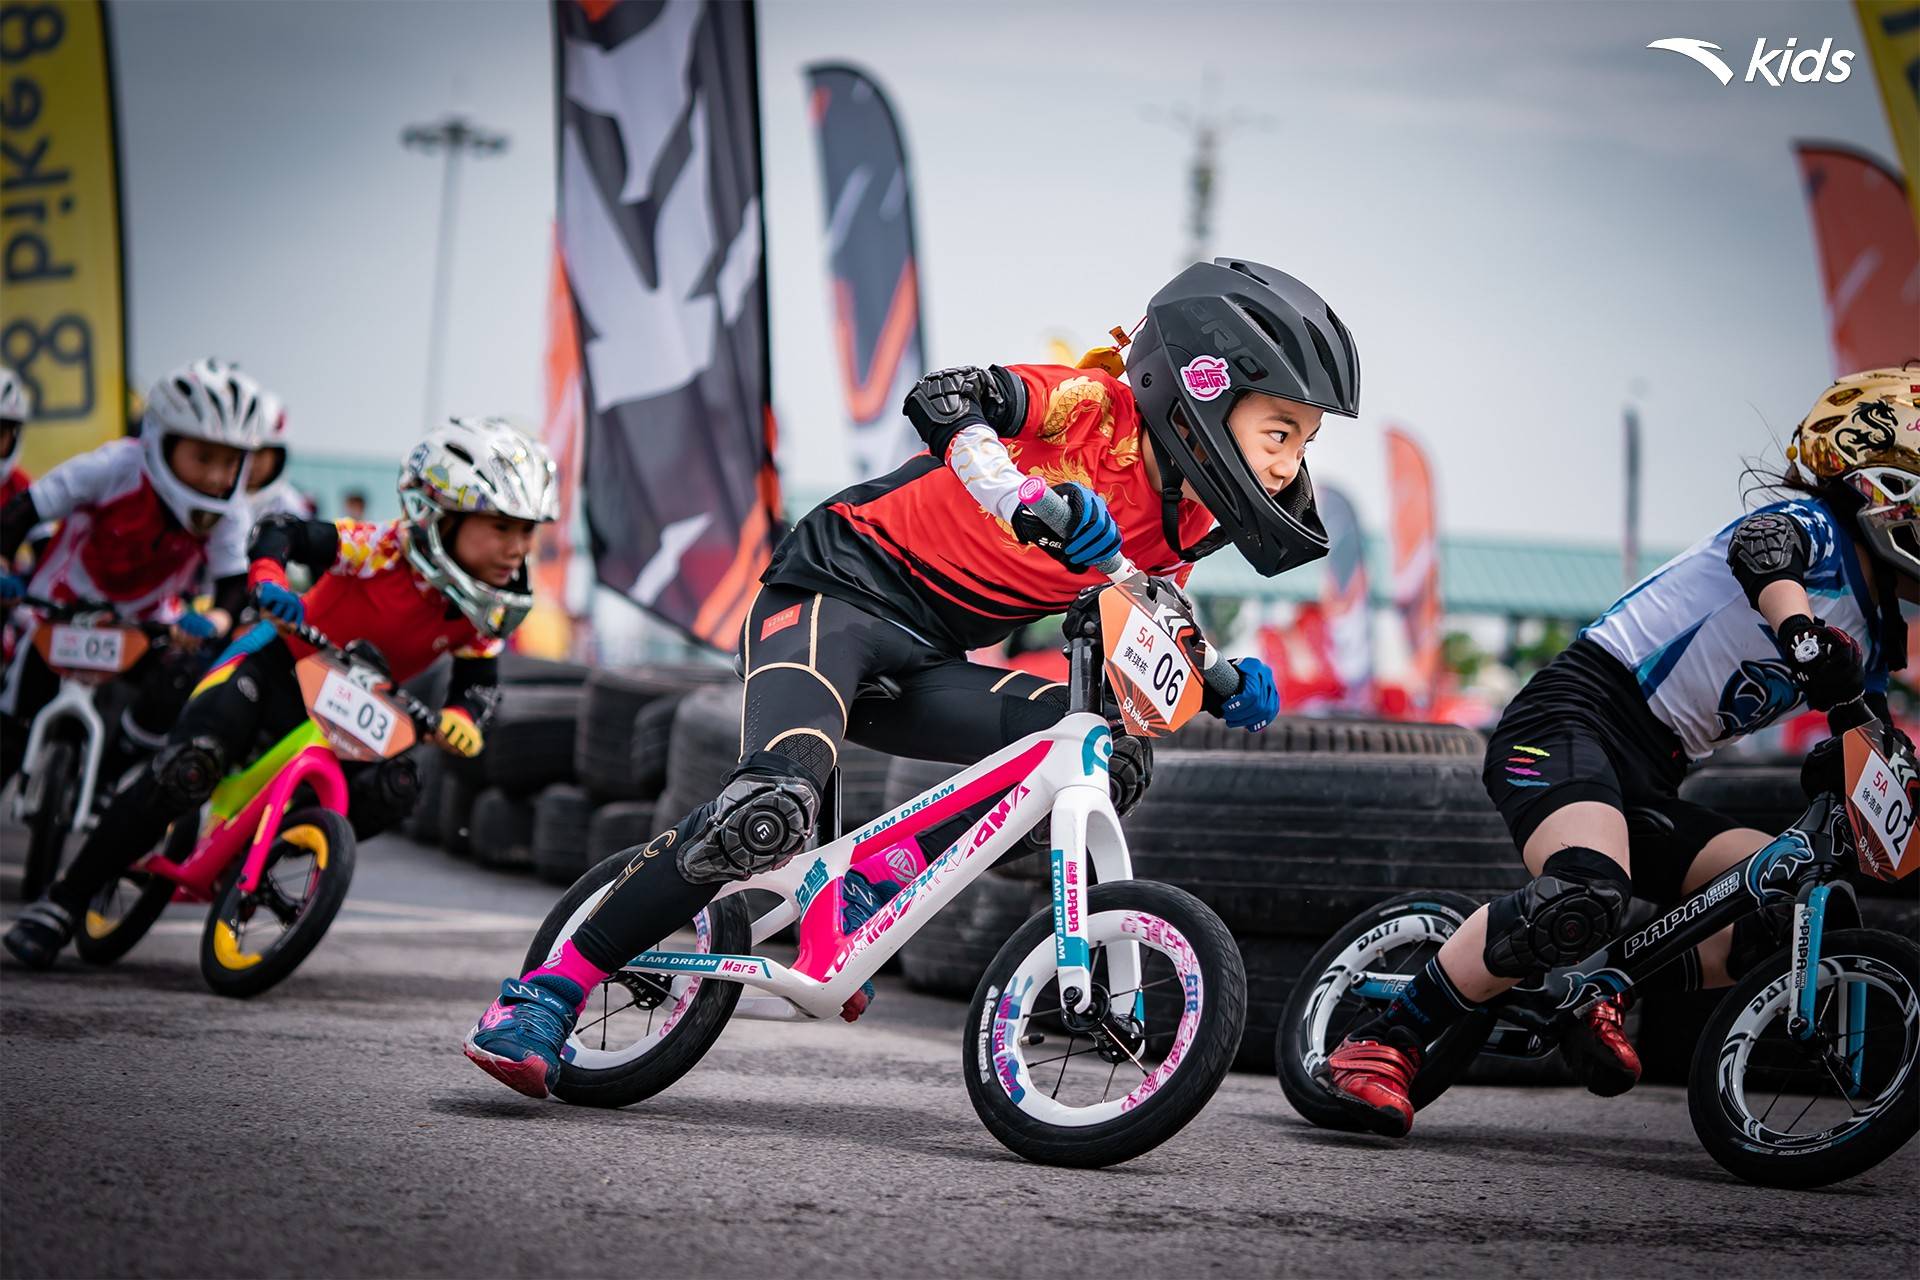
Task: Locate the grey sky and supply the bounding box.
[114,0,1903,551]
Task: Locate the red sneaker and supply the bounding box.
[1320,1031,1422,1137]
[1562,993,1640,1097]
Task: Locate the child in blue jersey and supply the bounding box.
[1323,367,1919,1137]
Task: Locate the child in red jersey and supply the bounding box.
[4,418,560,968]
[465,258,1362,1099]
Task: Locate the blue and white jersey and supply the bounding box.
[1582,500,1889,761]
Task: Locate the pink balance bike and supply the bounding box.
[74,620,437,997]
[514,435,1251,1167]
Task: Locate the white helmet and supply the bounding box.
[141,358,275,529]
[397,416,559,639]
[0,364,29,486]
[245,388,291,495]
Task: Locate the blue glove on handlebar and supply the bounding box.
[255,582,305,627]
[175,611,220,640]
[1221,657,1278,732]
[1011,481,1122,572]
[0,573,22,605]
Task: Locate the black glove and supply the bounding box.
[902,365,1023,459]
[1777,615,1864,712]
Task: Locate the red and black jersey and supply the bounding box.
[764,364,1213,653]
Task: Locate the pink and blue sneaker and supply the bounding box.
[462,973,584,1099]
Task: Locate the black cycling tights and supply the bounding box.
[567,585,1071,975]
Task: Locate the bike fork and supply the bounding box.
[1789,882,1834,1042]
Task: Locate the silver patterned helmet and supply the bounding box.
[397,416,559,638]
[0,364,29,485]
[141,358,275,530]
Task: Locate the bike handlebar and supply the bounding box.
[18,595,173,639]
[1012,478,1242,699]
[275,617,439,737]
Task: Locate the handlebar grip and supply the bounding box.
[1198,650,1241,698]
[1017,479,1126,577]
[394,688,439,735]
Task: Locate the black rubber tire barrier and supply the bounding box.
[577,665,733,801]
[1172,715,1484,757]
[1124,750,1521,937]
[897,874,1048,999]
[470,786,536,872]
[587,800,657,861]
[496,653,594,686]
[480,687,584,795]
[627,694,685,802]
[533,783,594,886]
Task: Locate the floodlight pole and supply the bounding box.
[402,115,508,429]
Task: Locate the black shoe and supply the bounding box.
[4,900,75,970]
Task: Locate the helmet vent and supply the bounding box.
[445,444,476,465]
[173,377,194,399]
[1304,320,1342,389]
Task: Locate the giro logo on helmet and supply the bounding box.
[1180,356,1231,402]
[1646,36,1855,86]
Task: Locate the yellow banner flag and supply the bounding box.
[1855,1,1920,241]
[0,0,126,478]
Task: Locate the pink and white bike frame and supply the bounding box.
[132,739,348,904]
[615,712,1135,1021]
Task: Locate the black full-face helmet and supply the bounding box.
[1126,258,1361,577]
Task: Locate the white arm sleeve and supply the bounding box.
[946,423,1029,522]
[205,513,249,579]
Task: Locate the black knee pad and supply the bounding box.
[347,756,421,840]
[1109,733,1153,818]
[675,750,822,885]
[1483,846,1633,979]
[151,737,228,813]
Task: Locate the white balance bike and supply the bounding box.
[524,444,1250,1167]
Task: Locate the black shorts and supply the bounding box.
[1483,638,1743,905]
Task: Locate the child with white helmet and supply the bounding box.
[0,357,276,793]
[0,365,31,512]
[4,416,560,968]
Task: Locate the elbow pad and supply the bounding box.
[902,365,1027,460]
[1727,512,1810,608]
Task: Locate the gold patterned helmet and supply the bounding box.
[1789,367,1920,578]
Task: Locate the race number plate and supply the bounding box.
[47,624,129,673]
[1843,728,1919,881]
[313,670,399,754]
[1099,585,1203,737]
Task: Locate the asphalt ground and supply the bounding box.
[1,829,1915,1280]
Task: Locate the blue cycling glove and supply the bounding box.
[0,573,22,604]
[255,582,305,627]
[1011,481,1123,572]
[174,611,221,640]
[1221,657,1278,732]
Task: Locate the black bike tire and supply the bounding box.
[21,738,78,901]
[1687,927,1920,1189]
[962,880,1246,1168]
[523,850,750,1109]
[74,819,196,966]
[1276,889,1495,1131]
[198,808,356,999]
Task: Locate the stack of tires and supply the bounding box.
[404,658,734,885]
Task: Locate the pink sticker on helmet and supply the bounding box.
[1180,356,1231,402]
[1017,477,1047,505]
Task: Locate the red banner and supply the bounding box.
[1793,143,1920,374]
[522,228,586,658]
[1386,428,1441,711]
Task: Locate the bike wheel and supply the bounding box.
[20,738,78,901]
[74,819,196,966]
[198,807,355,998]
[962,880,1246,1168]
[1689,927,1920,1188]
[522,849,750,1109]
[1277,890,1497,1131]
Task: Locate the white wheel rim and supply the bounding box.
[1298,909,1460,1073]
[1714,950,1918,1150]
[977,909,1205,1129]
[550,890,715,1071]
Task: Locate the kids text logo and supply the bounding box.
[1645,37,1856,86]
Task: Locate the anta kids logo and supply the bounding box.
[1646,36,1856,86]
